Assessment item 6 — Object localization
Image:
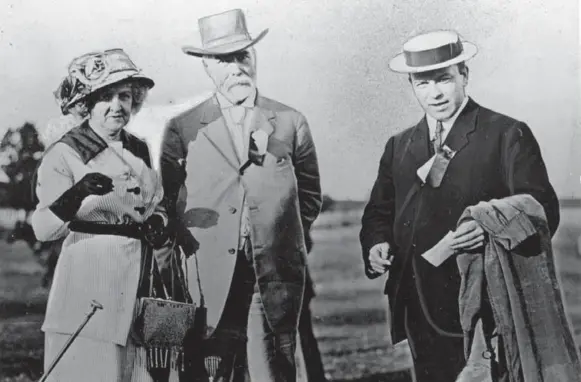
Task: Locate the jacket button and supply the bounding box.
[229,207,237,214]
[228,248,236,254]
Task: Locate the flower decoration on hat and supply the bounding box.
[69,52,112,89]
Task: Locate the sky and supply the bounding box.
[1,0,579,200]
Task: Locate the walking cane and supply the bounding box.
[38,300,103,382]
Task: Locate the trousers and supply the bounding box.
[207,251,298,381]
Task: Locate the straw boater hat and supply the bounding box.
[182,9,268,57]
[66,48,154,101]
[389,30,478,73]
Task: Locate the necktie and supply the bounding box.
[427,121,447,188]
[432,120,444,154]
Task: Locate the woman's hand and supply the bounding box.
[75,173,114,197]
[49,172,113,222]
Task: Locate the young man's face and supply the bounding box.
[410,64,468,121]
[203,49,257,105]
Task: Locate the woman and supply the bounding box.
[32,48,183,382]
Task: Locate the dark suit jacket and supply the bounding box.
[360,98,560,343]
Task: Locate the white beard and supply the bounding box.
[223,84,255,104]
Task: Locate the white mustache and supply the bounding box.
[225,75,253,90]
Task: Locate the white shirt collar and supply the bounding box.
[426,96,469,140]
[215,88,257,109]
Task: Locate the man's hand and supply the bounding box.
[451,220,486,251]
[369,242,393,275]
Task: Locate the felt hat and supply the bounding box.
[182,9,268,57]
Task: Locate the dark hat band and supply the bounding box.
[404,39,464,67]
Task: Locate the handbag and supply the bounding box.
[132,239,207,371]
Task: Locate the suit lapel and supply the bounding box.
[253,96,275,136]
[406,117,431,170]
[199,96,240,170]
[442,98,479,155]
[249,108,275,139]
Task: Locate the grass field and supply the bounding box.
[1,207,580,381]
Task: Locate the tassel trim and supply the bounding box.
[136,346,187,372]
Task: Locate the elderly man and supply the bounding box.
[360,30,560,381]
[160,9,322,381]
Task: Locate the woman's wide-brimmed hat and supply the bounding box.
[182,9,268,57]
[67,48,154,101]
[389,30,478,73]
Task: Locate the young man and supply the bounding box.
[360,30,559,381]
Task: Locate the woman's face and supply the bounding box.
[90,83,133,133]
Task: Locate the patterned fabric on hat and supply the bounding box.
[53,75,88,115]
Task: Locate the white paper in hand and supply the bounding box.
[422,231,457,267]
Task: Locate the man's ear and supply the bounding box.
[460,65,469,85]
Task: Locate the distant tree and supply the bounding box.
[321,194,336,213]
[0,122,44,211]
[2,124,59,288]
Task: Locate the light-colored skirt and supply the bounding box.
[43,333,180,382]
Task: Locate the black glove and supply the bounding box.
[177,224,200,258]
[49,172,113,222]
[143,214,169,249]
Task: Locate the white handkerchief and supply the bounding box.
[422,231,457,267]
[417,155,436,183]
[251,130,269,155]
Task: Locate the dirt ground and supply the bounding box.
[1,207,580,381]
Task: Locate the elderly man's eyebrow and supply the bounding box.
[211,50,250,63]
